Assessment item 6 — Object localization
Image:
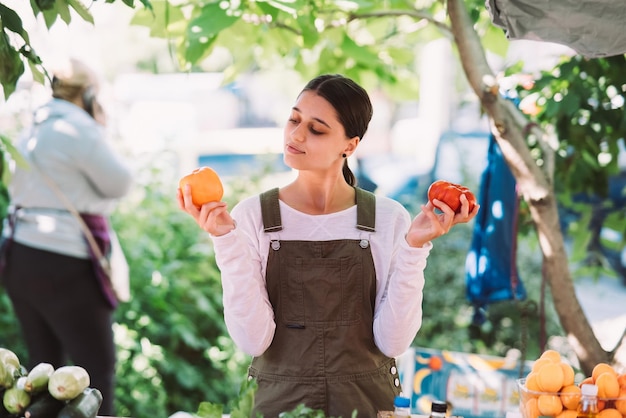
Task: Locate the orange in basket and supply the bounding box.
[540,349,562,363]
[598,409,622,418]
[538,394,563,416]
[597,372,621,399]
[560,385,582,410]
[537,363,565,393]
[616,388,626,415]
[593,363,618,381]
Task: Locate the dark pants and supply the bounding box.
[2,242,116,415]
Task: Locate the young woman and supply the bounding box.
[178,74,479,417]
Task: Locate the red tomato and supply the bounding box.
[427,180,476,213]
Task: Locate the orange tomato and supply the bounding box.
[179,166,224,207]
[427,180,476,213]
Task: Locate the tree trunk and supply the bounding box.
[445,0,624,375]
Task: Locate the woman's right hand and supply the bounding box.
[177,184,236,236]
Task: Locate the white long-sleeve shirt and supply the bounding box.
[212,192,433,359]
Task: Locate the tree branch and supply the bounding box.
[348,10,452,36]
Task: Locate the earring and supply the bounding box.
[342,153,347,158]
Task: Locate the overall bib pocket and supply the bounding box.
[279,255,363,327]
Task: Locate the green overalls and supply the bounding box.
[249,187,402,418]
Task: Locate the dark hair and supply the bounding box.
[301,74,373,186]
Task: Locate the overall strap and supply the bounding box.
[355,187,376,232]
[261,187,376,232]
[260,188,283,232]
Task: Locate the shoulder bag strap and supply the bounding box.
[29,158,110,271]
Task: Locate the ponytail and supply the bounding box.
[342,160,356,186]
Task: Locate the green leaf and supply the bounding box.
[386,47,415,66]
[67,0,94,24]
[0,32,25,100]
[185,3,240,65]
[296,13,319,49]
[140,0,153,10]
[481,24,509,57]
[263,0,298,15]
[188,3,240,43]
[0,134,29,169]
[0,4,30,42]
[197,401,223,418]
[27,59,46,84]
[560,91,581,117]
[340,34,379,65]
[131,0,185,38]
[53,0,72,24]
[229,378,257,418]
[29,0,40,15]
[35,0,57,11]
[41,7,59,29]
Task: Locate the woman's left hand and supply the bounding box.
[405,194,479,248]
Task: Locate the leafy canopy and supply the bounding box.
[0,0,152,99]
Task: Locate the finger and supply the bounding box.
[181,184,199,212]
[420,204,446,235]
[431,198,454,216]
[457,194,470,217]
[199,202,228,220]
[176,188,184,209]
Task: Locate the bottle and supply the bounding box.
[577,383,599,418]
[57,387,103,418]
[392,395,411,417]
[430,400,448,417]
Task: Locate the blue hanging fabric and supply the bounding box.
[465,133,526,325]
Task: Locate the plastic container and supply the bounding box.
[516,378,626,418]
[392,395,411,417]
[430,400,448,417]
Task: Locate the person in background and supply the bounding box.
[178,74,479,417]
[0,58,133,415]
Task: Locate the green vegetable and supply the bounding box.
[0,349,19,370]
[0,388,12,418]
[24,391,66,418]
[2,386,31,414]
[0,348,21,389]
[24,362,54,393]
[58,387,103,418]
[0,363,18,389]
[48,366,90,401]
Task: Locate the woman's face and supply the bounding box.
[283,90,358,173]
